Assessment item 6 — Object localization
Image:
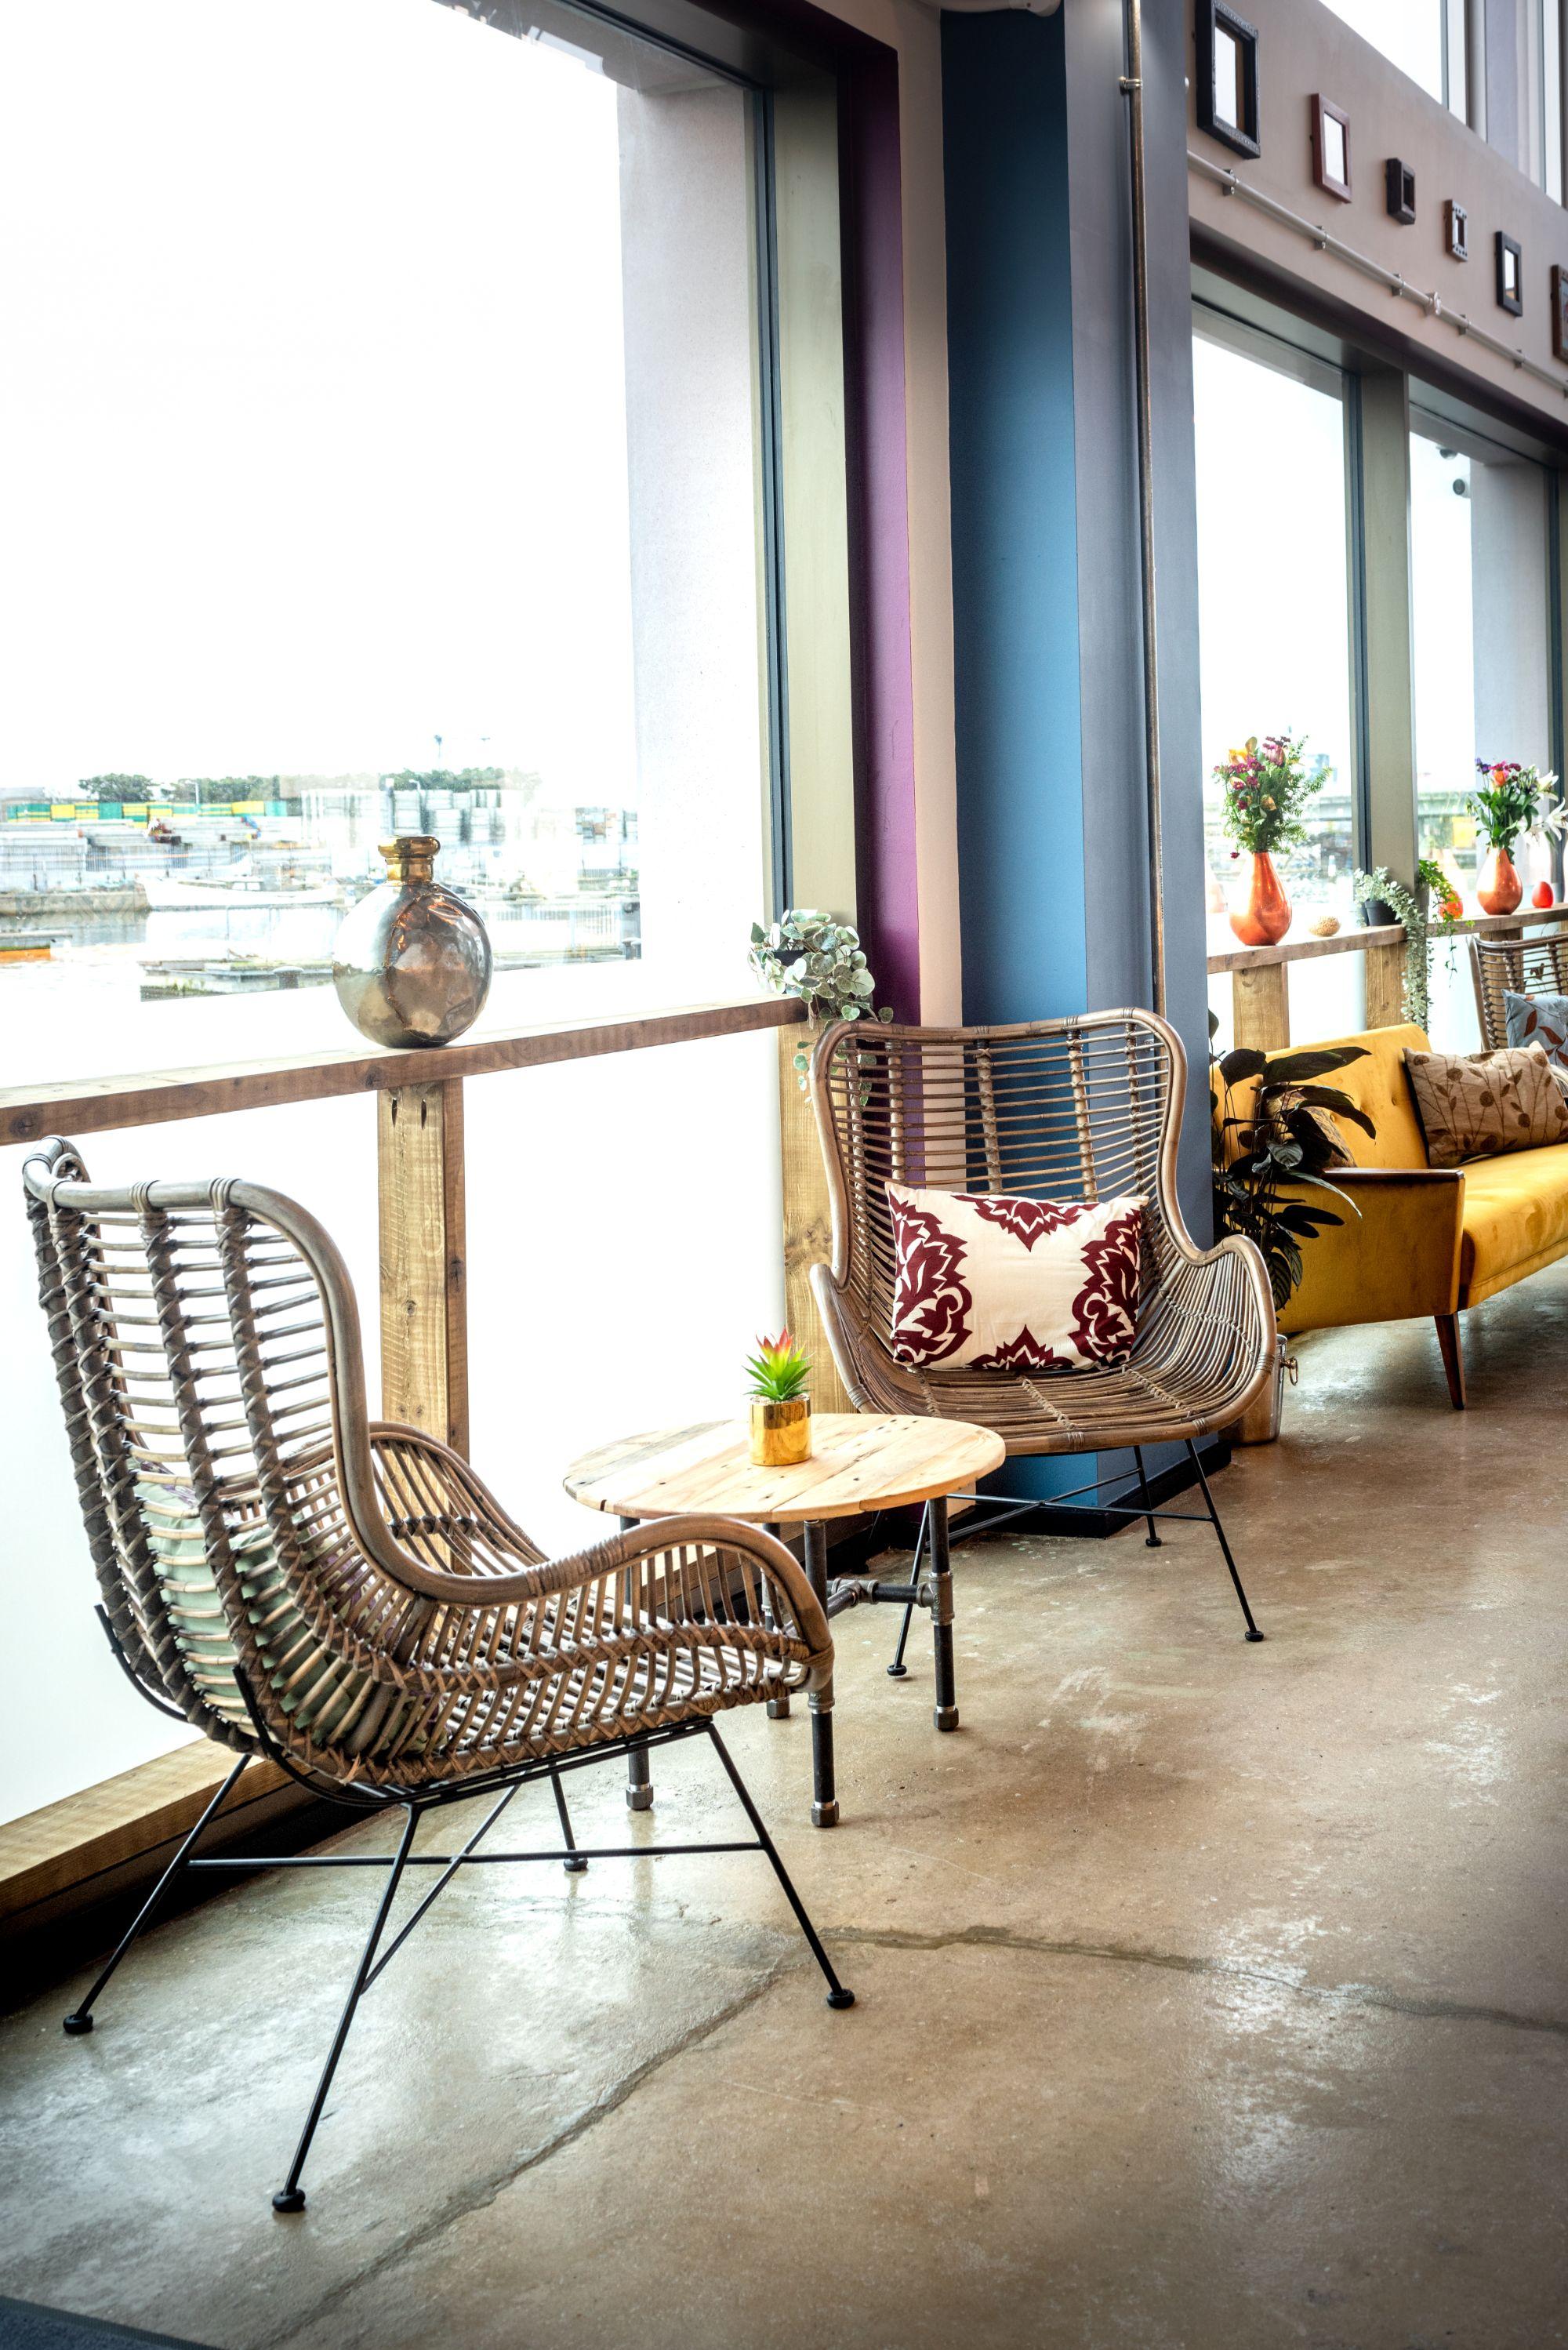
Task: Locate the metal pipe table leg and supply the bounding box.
[804,1519,838,1827]
[620,1515,656,1808]
[763,1520,791,1718]
[929,1496,958,1732]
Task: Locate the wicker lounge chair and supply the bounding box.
[23,1136,850,2214]
[807,1009,1276,1648]
[1471,930,1568,1050]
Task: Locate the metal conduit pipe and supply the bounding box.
[1189,148,1568,401]
[1120,0,1166,1015]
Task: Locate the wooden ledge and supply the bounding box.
[1208,908,1568,976]
[0,993,806,1146]
[0,1744,292,1930]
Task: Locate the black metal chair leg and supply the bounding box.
[705,1723,854,2010]
[927,1497,958,1731]
[550,1767,588,1873]
[887,1506,927,1679]
[272,1803,420,2214]
[1132,1446,1162,1547]
[64,1757,248,2036]
[1185,1440,1264,1642]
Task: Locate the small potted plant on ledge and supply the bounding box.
[1468,761,1547,915]
[749,910,894,1089]
[1214,732,1329,946]
[746,1331,812,1467]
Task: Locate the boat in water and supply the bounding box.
[140,866,345,910]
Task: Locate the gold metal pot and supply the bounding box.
[1229,1335,1296,1444]
[750,1396,811,1467]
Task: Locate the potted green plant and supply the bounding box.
[1213,732,1330,946]
[746,1330,812,1466]
[1210,1019,1373,1440]
[750,910,894,1089]
[1350,861,1462,1033]
[1468,761,1544,914]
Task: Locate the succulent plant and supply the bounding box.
[745,1330,811,1403]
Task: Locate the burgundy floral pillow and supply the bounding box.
[885,1183,1145,1371]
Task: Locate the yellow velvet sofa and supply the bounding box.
[1259,1023,1568,1407]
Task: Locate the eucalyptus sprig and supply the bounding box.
[750,910,894,1089]
[1350,864,1461,1033]
[746,1331,811,1403]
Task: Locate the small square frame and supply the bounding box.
[1444,200,1468,261]
[1552,265,1568,363]
[1311,95,1352,202]
[1196,2,1260,160]
[1497,231,1523,317]
[1385,158,1415,223]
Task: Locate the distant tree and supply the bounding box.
[382,767,506,794]
[78,773,157,803]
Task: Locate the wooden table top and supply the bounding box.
[564,1413,1007,1525]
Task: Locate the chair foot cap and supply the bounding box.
[1145,1535,1163,1549]
[934,1705,960,1732]
[626,1787,654,1813]
[62,2013,93,2036]
[1244,1629,1265,1643]
[766,1696,791,1719]
[885,1664,909,1679]
[826,1987,856,2010]
[811,1800,840,1829]
[271,2189,307,2215]
[562,1858,589,1873]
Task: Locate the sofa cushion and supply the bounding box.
[1504,988,1568,1073]
[884,1182,1145,1370]
[1403,1040,1568,1169]
[136,1478,420,1759]
[1459,1142,1568,1304]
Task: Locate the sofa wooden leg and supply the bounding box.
[1435,1313,1467,1409]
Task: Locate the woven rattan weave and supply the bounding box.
[1471,932,1568,1052]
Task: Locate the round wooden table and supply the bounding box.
[564,1413,1005,1827]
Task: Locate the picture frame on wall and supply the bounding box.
[1552,264,1568,363]
[1196,2,1260,160]
[1385,158,1416,223]
[1445,200,1468,261]
[1497,232,1523,316]
[1311,95,1352,201]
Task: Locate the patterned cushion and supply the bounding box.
[1403,1039,1568,1170]
[136,1479,419,1758]
[885,1185,1145,1371]
[1504,987,1568,1071]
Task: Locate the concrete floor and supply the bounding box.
[4,1275,1568,2350]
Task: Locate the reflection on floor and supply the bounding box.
[4,1270,1567,2350]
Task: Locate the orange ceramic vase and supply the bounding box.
[1229,850,1292,946]
[1476,844,1524,916]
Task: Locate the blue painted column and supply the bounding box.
[943,0,1212,1505]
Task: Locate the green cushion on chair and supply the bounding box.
[136,1480,419,1759]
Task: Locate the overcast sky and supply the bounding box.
[0,0,639,796]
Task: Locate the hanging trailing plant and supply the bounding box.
[750,910,894,1088]
[1350,863,1461,1034]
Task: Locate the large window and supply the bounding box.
[0,0,781,1087]
[1319,0,1463,114]
[1410,414,1556,895]
[1194,320,1361,931]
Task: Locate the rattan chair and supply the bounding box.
[23,1136,851,2214]
[808,1009,1276,1649]
[1471,931,1568,1049]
